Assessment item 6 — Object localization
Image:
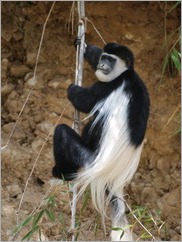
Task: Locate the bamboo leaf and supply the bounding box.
[32,210,45,227]
[170,48,181,73]
[112,226,133,240]
[112,227,123,231]
[141,232,152,239]
[120,230,125,240]
[11,215,33,235]
[59,212,65,224]
[21,225,39,241]
[44,195,56,207]
[45,208,55,222]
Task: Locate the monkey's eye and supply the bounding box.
[107,56,116,63]
[101,55,116,63]
[100,55,107,61]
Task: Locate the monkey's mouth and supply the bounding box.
[97,68,110,75]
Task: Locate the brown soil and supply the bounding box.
[1,1,181,241]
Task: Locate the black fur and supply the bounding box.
[52,42,150,180]
[104,43,134,69]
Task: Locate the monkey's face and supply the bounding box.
[95,53,127,82]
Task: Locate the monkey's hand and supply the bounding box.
[74,38,87,52]
[67,84,76,100]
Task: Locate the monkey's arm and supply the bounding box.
[68,84,98,113]
[84,44,102,70]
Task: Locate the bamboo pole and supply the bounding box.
[71,2,85,241]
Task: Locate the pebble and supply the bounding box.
[10,65,30,78]
[7,184,22,198]
[2,122,26,140]
[36,121,54,135]
[166,187,180,207]
[4,98,22,113]
[157,158,170,173]
[1,58,10,79]
[31,139,43,151]
[1,83,14,97]
[26,52,37,65]
[48,78,71,89]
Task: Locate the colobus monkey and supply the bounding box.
[52,42,150,241]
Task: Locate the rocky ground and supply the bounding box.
[1,1,181,241]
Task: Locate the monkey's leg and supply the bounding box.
[110,193,133,241]
[52,124,94,181]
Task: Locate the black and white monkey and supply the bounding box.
[52,42,150,241]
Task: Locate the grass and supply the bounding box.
[128,206,167,241]
[161,1,181,80]
[10,185,167,241]
[160,1,181,136]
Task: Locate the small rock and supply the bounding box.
[1,58,10,79]
[2,29,13,42]
[10,65,30,78]
[7,184,22,198]
[3,122,26,140]
[26,51,46,66]
[21,119,30,130]
[141,187,157,204]
[25,72,46,89]
[124,33,135,41]
[13,31,24,41]
[48,78,62,89]
[157,158,170,173]
[167,187,180,207]
[27,76,37,86]
[36,121,54,135]
[7,90,19,100]
[48,78,71,89]
[25,72,37,86]
[17,189,43,205]
[1,83,14,97]
[4,98,22,113]
[26,52,37,65]
[31,139,43,151]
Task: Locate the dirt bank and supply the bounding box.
[1,2,180,241]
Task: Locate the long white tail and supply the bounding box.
[75,83,143,214]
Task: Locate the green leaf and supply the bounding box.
[112,227,123,231]
[170,48,181,73]
[21,225,39,241]
[11,214,33,235]
[141,232,152,239]
[58,212,65,224]
[32,210,45,227]
[43,195,56,207]
[45,209,55,222]
[120,230,125,240]
[112,225,133,240]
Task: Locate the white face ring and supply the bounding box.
[95,53,128,82]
